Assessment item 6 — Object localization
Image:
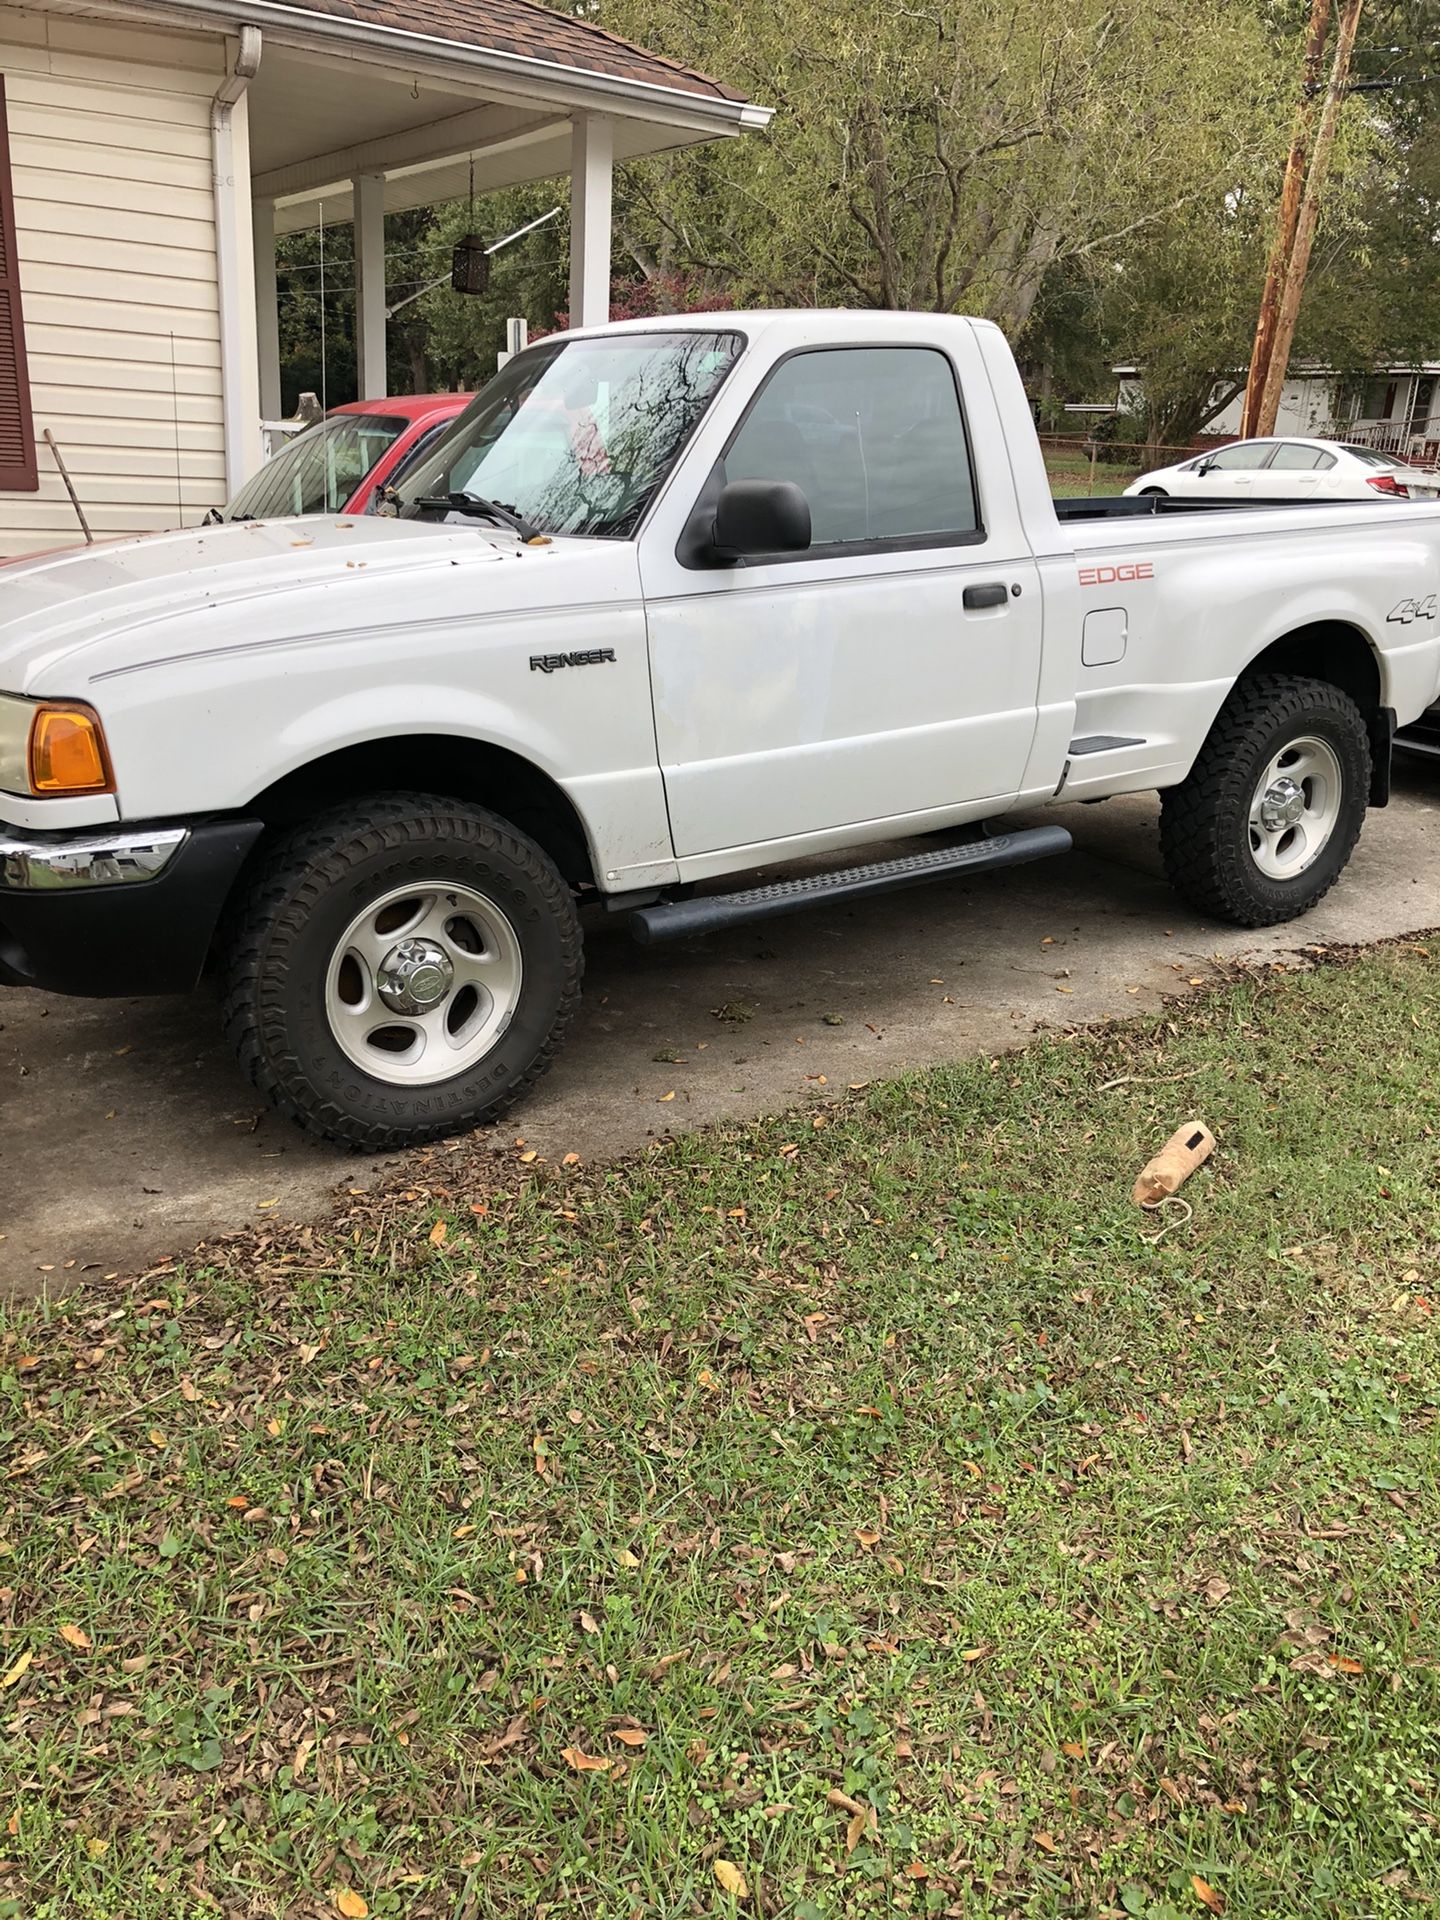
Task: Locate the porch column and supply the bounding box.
[252,196,282,423]
[353,171,387,399]
[568,114,613,329]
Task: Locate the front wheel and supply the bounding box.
[1159,674,1371,927]
[222,795,582,1148]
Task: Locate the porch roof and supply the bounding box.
[145,0,768,232]
[264,0,747,103]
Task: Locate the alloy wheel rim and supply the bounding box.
[1247,734,1344,881]
[324,880,523,1086]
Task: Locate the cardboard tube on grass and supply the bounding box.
[1134,1123,1215,1208]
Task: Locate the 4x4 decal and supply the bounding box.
[1387,594,1438,625]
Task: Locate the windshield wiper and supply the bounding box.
[413,492,541,542]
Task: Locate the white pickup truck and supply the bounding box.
[3,311,1439,1147]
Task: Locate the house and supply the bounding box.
[0,0,769,558]
[1113,361,1440,459]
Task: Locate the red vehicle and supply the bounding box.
[215,393,472,522]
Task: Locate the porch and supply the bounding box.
[218,0,769,489]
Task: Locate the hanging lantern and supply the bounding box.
[451,234,490,296]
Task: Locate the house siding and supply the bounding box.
[0,11,227,557]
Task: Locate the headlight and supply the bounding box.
[0,693,114,797]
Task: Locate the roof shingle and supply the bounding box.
[264,0,748,103]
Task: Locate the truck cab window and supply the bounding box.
[724,346,979,546]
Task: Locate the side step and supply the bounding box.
[629,824,1073,945]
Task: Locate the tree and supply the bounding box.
[596,0,1290,337]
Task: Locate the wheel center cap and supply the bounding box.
[1260,776,1306,831]
[377,938,454,1014]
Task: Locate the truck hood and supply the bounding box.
[0,515,621,694]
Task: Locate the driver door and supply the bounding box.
[639,334,1044,865]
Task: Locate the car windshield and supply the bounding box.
[223,412,408,520]
[397,330,744,538]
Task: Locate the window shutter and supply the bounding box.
[0,76,38,492]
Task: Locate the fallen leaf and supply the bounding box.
[428,1220,447,1246]
[562,1152,581,1166]
[1062,1741,1085,1758]
[561,1746,612,1773]
[658,1090,677,1102]
[334,1892,368,1918]
[59,1624,91,1651]
[960,1646,990,1662]
[1,1649,33,1690]
[827,1788,867,1816]
[714,1859,749,1899]
[578,1611,600,1637]
[1192,1875,1224,1914]
[617,1548,641,1569]
[519,1150,538,1164]
[1328,1654,1365,1674]
[148,1429,167,1449]
[845,1808,868,1853]
[1034,1831,1058,1854]
[611,1727,647,1747]
[854,1528,881,1549]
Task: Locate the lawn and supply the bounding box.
[2,947,1438,1920]
[1042,444,1145,499]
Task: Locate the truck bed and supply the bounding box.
[1054,493,1381,521]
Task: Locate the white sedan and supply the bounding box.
[1124,436,1440,502]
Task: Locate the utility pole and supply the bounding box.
[1253,0,1366,438]
[1239,0,1332,438]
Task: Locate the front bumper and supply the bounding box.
[0,816,262,996]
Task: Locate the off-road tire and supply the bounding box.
[1159,673,1370,927]
[221,794,582,1149]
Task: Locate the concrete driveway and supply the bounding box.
[5,771,1440,1299]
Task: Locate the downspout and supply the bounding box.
[212,24,262,497]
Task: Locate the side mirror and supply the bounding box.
[712,479,811,560]
[1196,458,1215,476]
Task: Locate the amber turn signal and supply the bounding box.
[29,703,114,795]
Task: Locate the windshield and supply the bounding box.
[398,330,743,538]
[224,412,408,520]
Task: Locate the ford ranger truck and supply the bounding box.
[2,311,1438,1148]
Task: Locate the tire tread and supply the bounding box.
[1159,673,1370,927]
[220,794,582,1150]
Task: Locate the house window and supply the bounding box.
[1360,377,1397,422]
[0,76,37,492]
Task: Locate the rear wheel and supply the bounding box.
[1159,674,1370,926]
[222,794,582,1148]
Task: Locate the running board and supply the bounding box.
[629,824,1073,945]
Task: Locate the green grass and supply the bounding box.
[3,948,1439,1920]
[1043,445,1145,498]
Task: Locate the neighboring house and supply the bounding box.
[1113,361,1440,458]
[0,0,769,559]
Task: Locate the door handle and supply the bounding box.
[963,582,1008,610]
